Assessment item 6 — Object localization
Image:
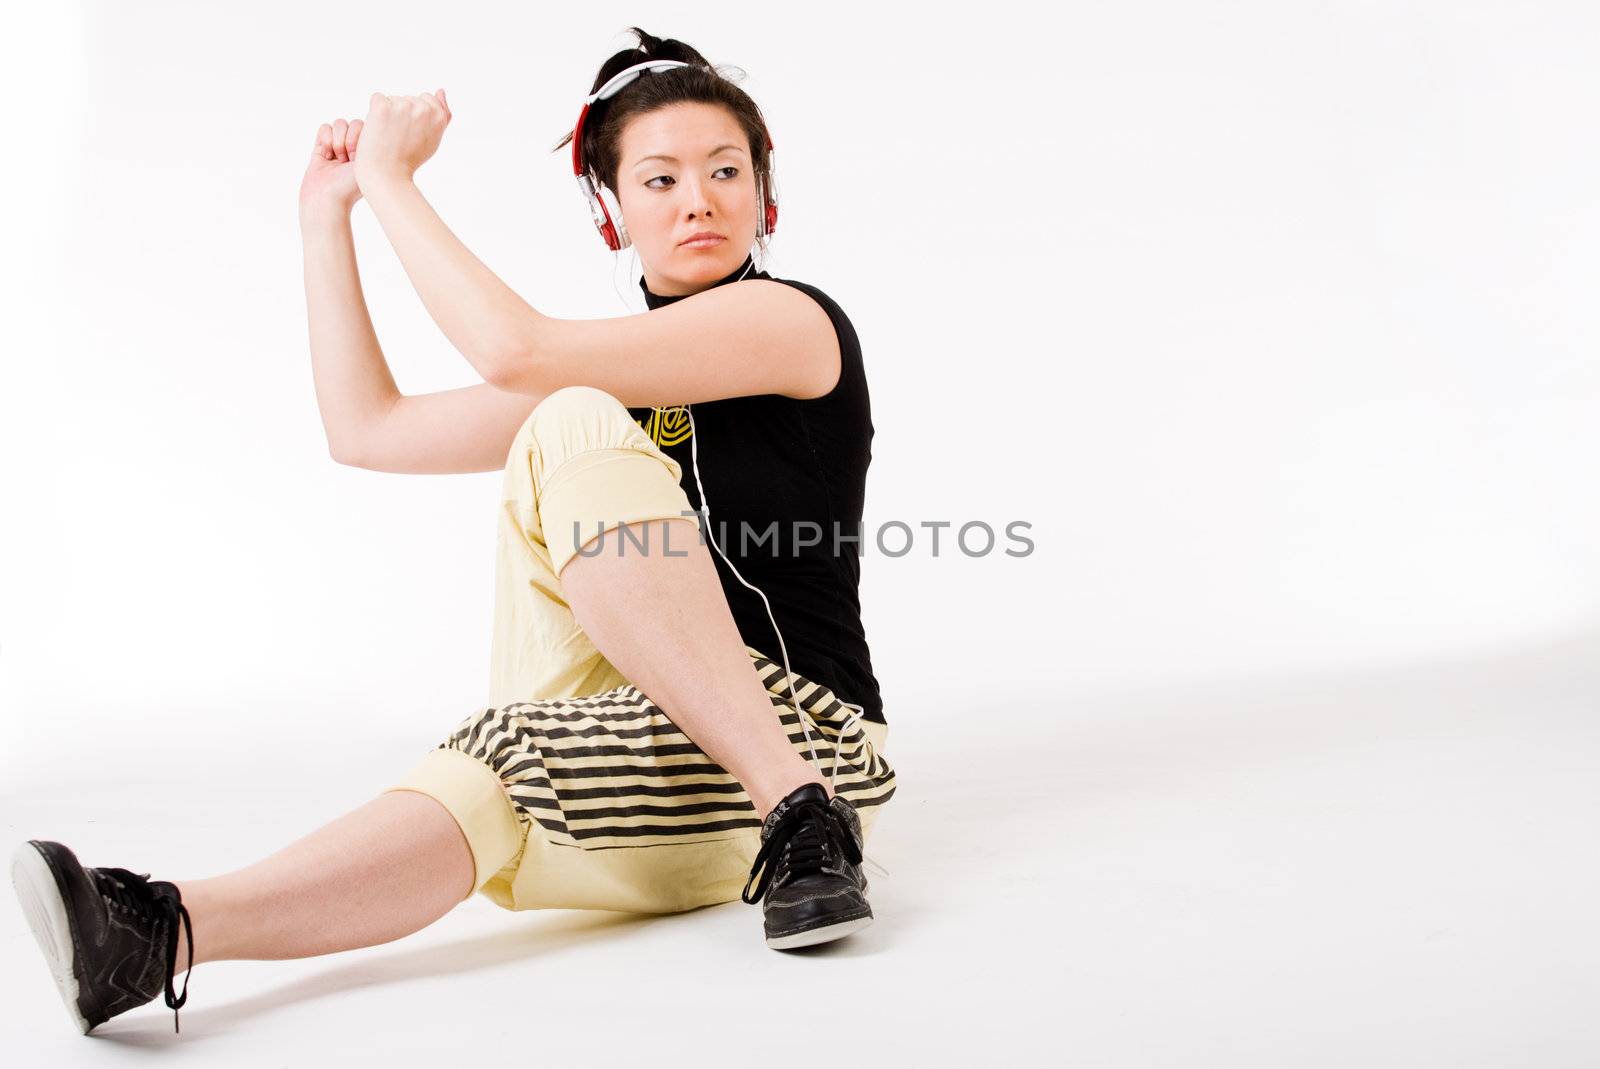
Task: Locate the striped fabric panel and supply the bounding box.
[436,649,896,851]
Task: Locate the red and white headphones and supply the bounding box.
[569,58,778,252]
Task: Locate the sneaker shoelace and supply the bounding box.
[738,698,894,904]
[97,867,195,1033]
[740,799,862,904]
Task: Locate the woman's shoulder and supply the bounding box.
[760,274,864,378]
[761,276,857,340]
[755,275,868,412]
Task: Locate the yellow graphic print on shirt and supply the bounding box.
[638,405,694,448]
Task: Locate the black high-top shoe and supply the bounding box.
[10,840,194,1035]
[741,782,873,949]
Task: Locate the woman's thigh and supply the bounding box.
[486,385,695,708]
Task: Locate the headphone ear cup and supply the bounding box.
[760,170,778,239]
[597,183,630,250]
[766,195,779,239]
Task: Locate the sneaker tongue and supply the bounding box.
[762,782,831,839]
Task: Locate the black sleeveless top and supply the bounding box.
[625,254,885,725]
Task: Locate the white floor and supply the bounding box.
[3,632,1597,1066]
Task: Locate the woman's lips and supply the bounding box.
[681,235,726,249]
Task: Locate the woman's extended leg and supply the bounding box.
[168,788,474,968]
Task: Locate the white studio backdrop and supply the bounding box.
[3,5,1598,803]
[5,1,1599,747]
[3,2,1600,742]
[4,2,1600,1064]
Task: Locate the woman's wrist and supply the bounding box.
[357,170,415,209]
[299,197,356,230]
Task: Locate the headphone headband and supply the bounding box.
[567,58,778,252]
[570,60,692,180]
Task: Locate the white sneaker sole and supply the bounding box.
[765,913,873,950]
[11,842,94,1035]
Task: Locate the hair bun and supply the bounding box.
[623,26,717,71]
[631,28,664,56]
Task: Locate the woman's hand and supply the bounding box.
[353,88,451,194]
[298,116,365,218]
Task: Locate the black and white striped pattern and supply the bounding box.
[433,649,896,851]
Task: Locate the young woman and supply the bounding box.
[10,27,897,1037]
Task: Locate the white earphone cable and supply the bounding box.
[620,249,890,880]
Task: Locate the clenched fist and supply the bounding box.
[298,115,365,217]
[353,88,452,193]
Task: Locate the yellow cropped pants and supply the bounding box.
[384,386,896,915]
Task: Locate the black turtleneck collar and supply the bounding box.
[639,253,769,310]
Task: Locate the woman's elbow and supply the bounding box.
[481,328,549,394]
[327,434,371,469]
[483,356,543,395]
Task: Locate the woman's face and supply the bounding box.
[614,102,759,298]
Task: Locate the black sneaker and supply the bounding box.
[741,782,873,949]
[10,840,194,1035]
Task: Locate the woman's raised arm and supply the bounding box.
[299,202,549,474]
[298,115,408,462]
[298,201,401,462]
[298,114,548,475]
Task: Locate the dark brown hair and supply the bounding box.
[551,27,775,251]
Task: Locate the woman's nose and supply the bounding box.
[680,175,717,216]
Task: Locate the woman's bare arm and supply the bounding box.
[355,174,838,407]
[349,381,548,474]
[299,201,548,473]
[300,202,402,461]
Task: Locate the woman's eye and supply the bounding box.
[645,166,739,189]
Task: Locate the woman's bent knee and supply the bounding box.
[517,384,680,484]
[526,384,628,431]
